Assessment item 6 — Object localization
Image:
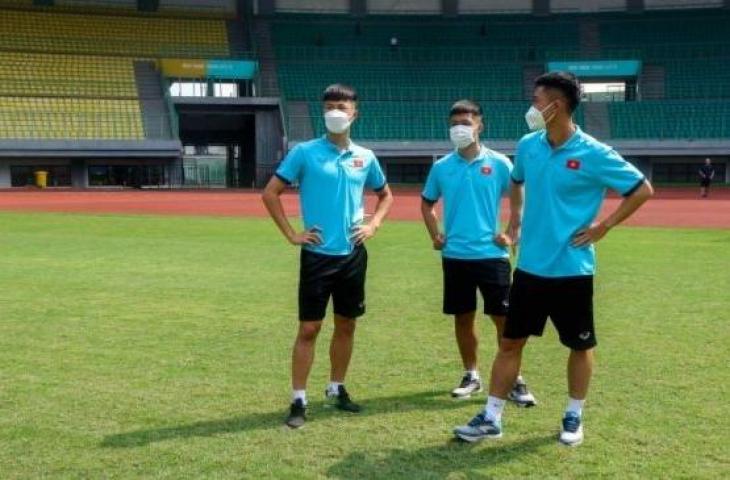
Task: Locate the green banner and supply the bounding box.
[547,60,642,77]
[160,59,258,80]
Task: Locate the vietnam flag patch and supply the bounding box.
[566,159,581,170]
[481,166,493,175]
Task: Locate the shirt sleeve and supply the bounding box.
[511,143,525,184]
[365,155,387,191]
[275,145,305,184]
[594,148,645,197]
[421,163,440,203]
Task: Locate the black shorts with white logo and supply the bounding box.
[442,257,511,316]
[298,245,367,321]
[504,269,596,351]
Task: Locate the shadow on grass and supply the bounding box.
[326,435,555,479]
[101,389,472,448]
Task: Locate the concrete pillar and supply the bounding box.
[351,0,366,16]
[257,0,276,15]
[626,0,644,13]
[442,0,458,17]
[533,0,550,16]
[71,159,88,188]
[0,161,10,188]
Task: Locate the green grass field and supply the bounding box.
[0,212,728,479]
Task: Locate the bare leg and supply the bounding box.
[329,314,357,383]
[567,348,594,400]
[489,315,506,346]
[488,337,528,398]
[292,321,323,390]
[455,311,478,371]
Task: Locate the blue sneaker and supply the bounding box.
[453,412,502,442]
[559,412,584,446]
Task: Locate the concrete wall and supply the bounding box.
[0,158,188,188]
[0,158,75,188]
[367,0,440,14]
[551,0,627,12]
[274,0,348,13]
[459,0,531,14]
[644,0,722,9]
[255,109,285,187]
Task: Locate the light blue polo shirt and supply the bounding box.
[275,136,387,256]
[512,126,645,277]
[422,145,512,260]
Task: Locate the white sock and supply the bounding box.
[484,395,506,422]
[467,369,480,380]
[292,389,307,405]
[566,397,585,417]
[515,375,525,385]
[327,382,343,395]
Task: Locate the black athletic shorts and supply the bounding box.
[700,178,711,187]
[298,245,367,321]
[442,257,511,316]
[504,269,596,350]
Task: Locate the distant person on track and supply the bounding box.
[453,72,653,447]
[262,84,393,429]
[699,158,715,198]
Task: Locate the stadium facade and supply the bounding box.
[0,0,728,188]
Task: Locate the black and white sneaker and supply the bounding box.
[285,399,307,429]
[507,380,537,407]
[451,374,483,399]
[325,385,361,413]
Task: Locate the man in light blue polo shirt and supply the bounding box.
[454,72,653,446]
[421,100,536,407]
[262,84,393,429]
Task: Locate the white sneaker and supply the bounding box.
[559,412,584,446]
[451,374,482,399]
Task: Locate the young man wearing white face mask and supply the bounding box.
[421,100,536,406]
[454,72,653,446]
[262,84,393,429]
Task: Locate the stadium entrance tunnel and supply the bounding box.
[172,97,285,189]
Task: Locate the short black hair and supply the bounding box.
[322,83,358,102]
[534,71,581,112]
[449,99,482,117]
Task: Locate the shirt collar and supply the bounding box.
[455,144,489,164]
[539,125,583,151]
[321,135,354,154]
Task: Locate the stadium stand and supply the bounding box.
[273,15,581,140]
[0,6,237,141]
[0,1,727,187]
[0,9,230,57]
[0,97,143,140]
[608,101,730,139]
[0,52,137,98]
[271,10,730,142]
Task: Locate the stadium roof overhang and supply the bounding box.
[0,140,182,158]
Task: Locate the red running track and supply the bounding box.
[0,188,727,228]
